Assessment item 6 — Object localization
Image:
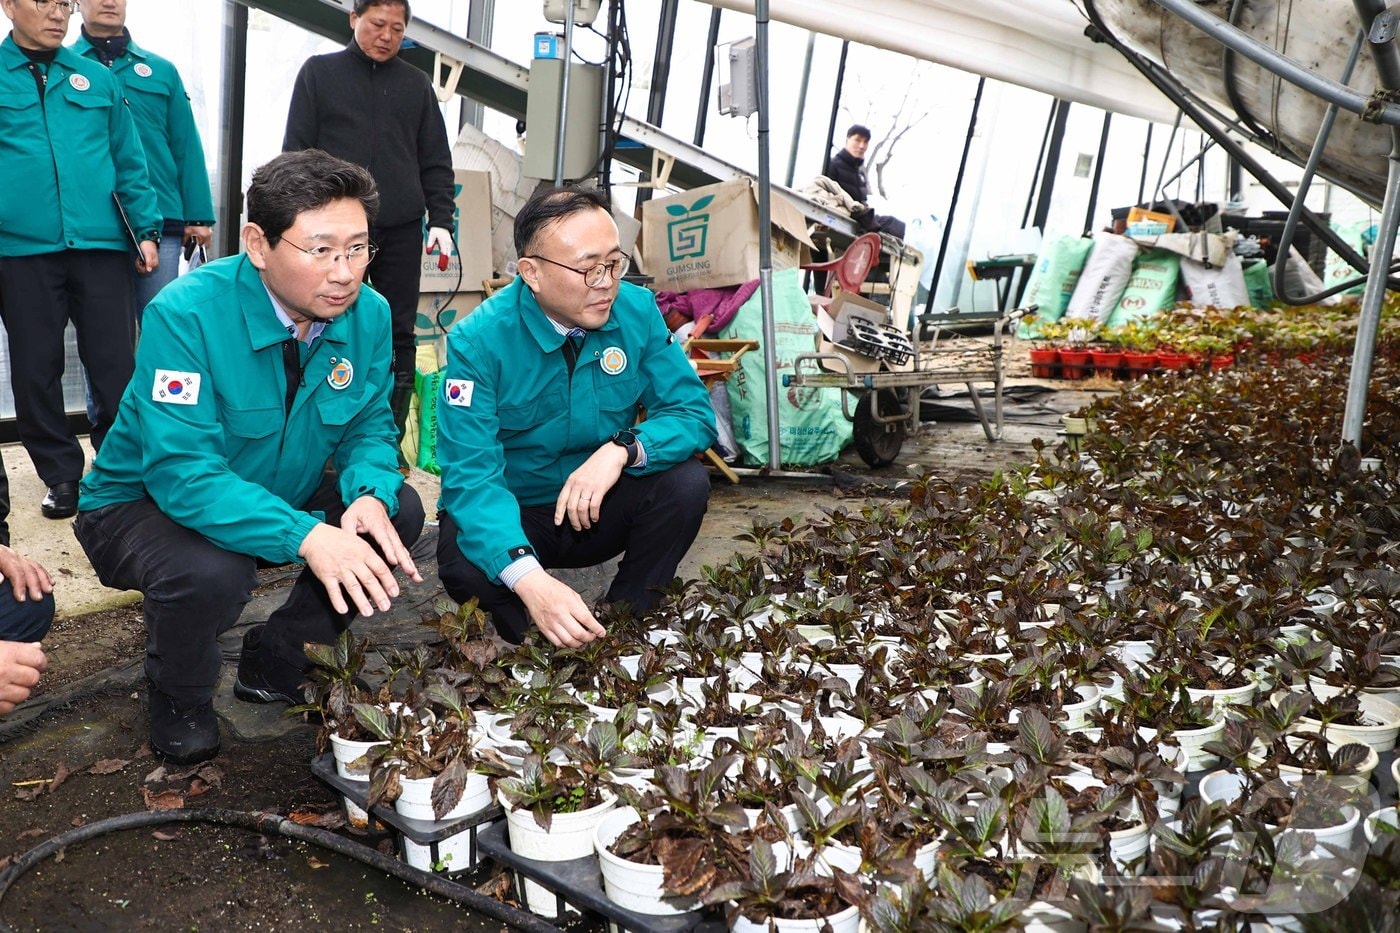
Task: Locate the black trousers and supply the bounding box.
[0,446,55,642]
[437,459,710,642]
[73,480,425,704]
[0,250,134,485]
[366,219,424,382]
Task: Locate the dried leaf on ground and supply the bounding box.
[152,830,180,841]
[142,788,185,811]
[47,762,74,793]
[16,828,47,840]
[143,765,168,784]
[0,855,12,871]
[186,778,211,800]
[87,759,129,775]
[307,856,330,869]
[134,743,153,760]
[14,785,43,802]
[70,817,85,828]
[195,765,224,787]
[288,808,346,830]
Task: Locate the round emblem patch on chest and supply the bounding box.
[133,63,153,78]
[327,359,354,390]
[68,74,90,92]
[600,347,627,375]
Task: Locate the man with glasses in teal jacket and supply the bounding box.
[73,0,216,314]
[435,186,716,649]
[0,0,160,520]
[74,151,424,765]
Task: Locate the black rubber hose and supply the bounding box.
[0,807,560,933]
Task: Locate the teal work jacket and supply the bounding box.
[438,278,717,581]
[0,35,160,257]
[79,255,403,564]
[71,34,215,228]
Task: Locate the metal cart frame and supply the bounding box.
[783,306,1022,467]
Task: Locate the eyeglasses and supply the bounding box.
[34,0,77,16]
[280,238,378,269]
[526,254,630,288]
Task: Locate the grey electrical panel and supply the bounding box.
[523,59,604,182]
[718,38,758,118]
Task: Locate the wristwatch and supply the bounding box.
[609,429,640,467]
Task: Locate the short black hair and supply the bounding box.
[514,185,611,258]
[845,124,871,141]
[353,0,411,23]
[247,150,379,246]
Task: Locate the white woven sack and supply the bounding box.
[1179,253,1249,309]
[1067,233,1138,323]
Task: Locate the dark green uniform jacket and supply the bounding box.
[80,255,403,564]
[438,278,717,582]
[0,34,159,257]
[70,33,215,229]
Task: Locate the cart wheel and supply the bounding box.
[853,389,906,467]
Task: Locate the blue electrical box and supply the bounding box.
[534,32,563,60]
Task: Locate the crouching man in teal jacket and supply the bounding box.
[74,151,424,765]
[436,186,716,648]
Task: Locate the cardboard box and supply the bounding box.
[640,178,814,293]
[813,291,890,375]
[420,170,494,294]
[414,290,484,368]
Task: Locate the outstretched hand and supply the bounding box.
[299,496,421,617]
[0,642,46,716]
[514,571,605,648]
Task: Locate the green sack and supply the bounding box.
[719,268,852,467]
[416,368,444,476]
[1105,248,1180,328]
[1324,221,1371,297]
[1017,235,1094,338]
[1242,259,1274,308]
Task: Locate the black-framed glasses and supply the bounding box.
[34,0,77,16]
[280,238,379,270]
[526,254,631,288]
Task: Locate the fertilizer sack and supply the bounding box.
[1179,253,1249,309]
[719,268,852,466]
[1105,248,1180,328]
[1017,234,1093,338]
[416,368,444,475]
[1067,232,1138,323]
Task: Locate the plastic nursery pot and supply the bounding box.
[1364,805,1400,845]
[1057,349,1092,380]
[593,806,702,917]
[1299,693,1400,756]
[1121,350,1159,378]
[1029,347,1061,379]
[1197,770,1361,860]
[500,790,617,918]
[1155,351,1196,372]
[395,769,495,872]
[329,732,387,830]
[730,902,860,933]
[1089,348,1124,377]
[1209,354,1235,370]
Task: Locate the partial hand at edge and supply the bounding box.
[0,642,46,716]
[137,239,160,272]
[514,571,606,648]
[0,546,52,602]
[553,443,629,531]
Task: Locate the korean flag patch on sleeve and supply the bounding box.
[152,370,201,405]
[444,379,474,407]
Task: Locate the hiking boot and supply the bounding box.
[147,684,220,765]
[233,625,305,705]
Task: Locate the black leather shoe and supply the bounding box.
[147,684,220,765]
[233,625,305,705]
[40,482,78,519]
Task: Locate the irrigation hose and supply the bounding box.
[0,807,560,933]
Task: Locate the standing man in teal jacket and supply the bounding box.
[73,0,216,315]
[435,186,715,648]
[0,0,160,520]
[74,151,424,765]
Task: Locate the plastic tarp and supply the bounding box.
[698,0,1179,124]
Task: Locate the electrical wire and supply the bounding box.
[432,228,466,336]
[0,807,560,933]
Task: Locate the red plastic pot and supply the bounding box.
[1122,351,1158,379]
[1156,351,1194,371]
[1209,354,1235,371]
[1089,349,1124,378]
[1057,349,1092,380]
[1029,348,1060,379]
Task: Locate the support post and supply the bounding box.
[755,0,782,471]
[785,32,816,187]
[926,77,986,315]
[1030,100,1071,235]
[552,0,577,187]
[1084,112,1113,233]
[692,8,722,147]
[218,0,248,260]
[821,41,850,177]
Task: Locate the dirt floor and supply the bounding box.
[0,348,1097,930]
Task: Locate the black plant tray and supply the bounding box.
[310,753,501,844]
[476,821,727,933]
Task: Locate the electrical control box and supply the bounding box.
[717,37,758,118]
[542,0,602,26]
[523,59,604,182]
